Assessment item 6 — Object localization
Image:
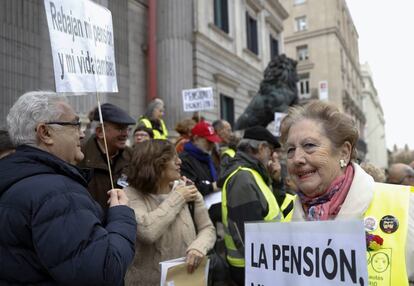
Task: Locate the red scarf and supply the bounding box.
[299,164,354,221]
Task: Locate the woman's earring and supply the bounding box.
[339,159,347,168]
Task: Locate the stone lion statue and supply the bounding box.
[235,54,299,130]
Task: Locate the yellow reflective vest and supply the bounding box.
[221,148,236,158]
[280,193,296,222]
[286,183,410,285]
[138,117,168,140]
[222,166,284,268]
[364,183,410,286]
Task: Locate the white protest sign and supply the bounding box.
[319,81,329,101]
[182,87,214,112]
[274,112,286,137]
[245,220,368,286]
[44,0,118,93]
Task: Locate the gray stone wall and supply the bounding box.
[0,0,147,127]
[193,34,263,123]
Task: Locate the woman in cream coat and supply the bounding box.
[124,140,216,286]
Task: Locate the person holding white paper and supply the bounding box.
[0,92,136,285]
[124,140,216,286]
[280,100,414,285]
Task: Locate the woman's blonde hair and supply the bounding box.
[280,100,359,159]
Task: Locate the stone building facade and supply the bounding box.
[361,63,387,168]
[158,0,289,131]
[280,0,367,159]
[1,0,289,135]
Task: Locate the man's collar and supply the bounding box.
[95,138,119,159]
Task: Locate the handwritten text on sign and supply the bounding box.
[44,0,117,93]
[245,220,368,286]
[182,87,214,112]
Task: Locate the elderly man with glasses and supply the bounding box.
[0,91,136,285]
[79,103,136,211]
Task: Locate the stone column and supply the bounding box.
[157,0,194,135]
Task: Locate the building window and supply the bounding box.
[214,0,229,33]
[269,35,279,59]
[298,74,310,98]
[295,16,307,31]
[246,12,258,55]
[297,45,309,61]
[294,0,306,5]
[220,94,235,126]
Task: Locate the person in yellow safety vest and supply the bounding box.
[212,119,241,182]
[279,100,414,286]
[220,126,292,286]
[137,98,168,140]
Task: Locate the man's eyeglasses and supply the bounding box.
[46,120,87,132]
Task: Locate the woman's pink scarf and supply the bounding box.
[299,164,354,221]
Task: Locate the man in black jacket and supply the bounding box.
[0,91,136,285]
[180,120,222,223]
[180,120,222,196]
[219,126,283,285]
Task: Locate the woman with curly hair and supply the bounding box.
[124,140,216,286]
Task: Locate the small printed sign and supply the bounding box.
[182,87,214,112]
[319,81,328,101]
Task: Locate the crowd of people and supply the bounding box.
[0,90,412,285]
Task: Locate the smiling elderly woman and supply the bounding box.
[279,100,414,285]
[124,140,216,286]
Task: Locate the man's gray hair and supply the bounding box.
[212,119,225,131]
[144,98,164,118]
[7,91,68,146]
[237,138,266,154]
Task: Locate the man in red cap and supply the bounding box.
[180,120,222,197]
[179,120,223,224]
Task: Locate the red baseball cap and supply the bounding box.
[191,121,222,143]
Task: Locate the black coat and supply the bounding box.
[179,150,216,197]
[0,145,136,285]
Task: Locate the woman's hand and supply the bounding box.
[107,188,129,207]
[186,249,205,273]
[175,184,198,202]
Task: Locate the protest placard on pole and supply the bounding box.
[182,87,214,112]
[245,220,368,286]
[44,0,118,93]
[44,0,118,188]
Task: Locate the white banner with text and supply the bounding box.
[44,0,118,93]
[245,220,368,286]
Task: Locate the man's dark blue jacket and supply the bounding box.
[0,145,137,285]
